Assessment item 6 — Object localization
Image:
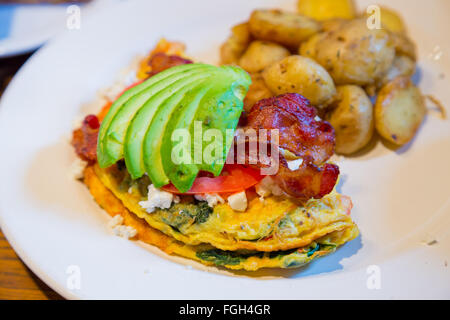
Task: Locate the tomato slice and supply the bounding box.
[162,165,263,195]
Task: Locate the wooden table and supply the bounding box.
[0,229,63,300]
[0,53,63,300]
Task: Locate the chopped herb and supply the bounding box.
[307,243,320,257]
[195,201,213,224]
[196,249,243,266]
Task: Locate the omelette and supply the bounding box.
[71,39,359,271]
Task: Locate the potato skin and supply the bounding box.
[326,85,374,154]
[239,41,290,73]
[390,32,417,61]
[366,6,406,34]
[248,9,321,48]
[299,32,326,59]
[297,0,356,21]
[312,19,396,86]
[321,18,348,32]
[220,23,252,65]
[378,55,415,87]
[263,55,336,107]
[375,76,426,145]
[243,73,274,112]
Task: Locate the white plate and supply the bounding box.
[0,0,449,299]
[0,3,74,58]
[0,1,113,58]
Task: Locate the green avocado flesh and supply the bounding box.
[98,63,204,168]
[97,63,251,192]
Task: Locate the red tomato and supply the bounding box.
[162,165,263,195]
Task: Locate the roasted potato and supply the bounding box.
[297,0,356,21]
[239,41,290,73]
[390,32,417,61]
[321,18,348,32]
[248,9,321,48]
[378,55,415,87]
[311,19,395,86]
[326,85,374,154]
[365,6,406,34]
[243,73,274,112]
[220,22,252,65]
[375,76,426,145]
[299,32,326,59]
[263,55,336,107]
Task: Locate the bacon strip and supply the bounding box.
[72,115,100,162]
[147,53,193,76]
[243,93,339,200]
[275,157,339,200]
[247,93,335,165]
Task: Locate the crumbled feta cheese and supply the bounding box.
[194,193,224,208]
[108,214,137,239]
[255,178,272,198]
[139,184,175,213]
[314,115,322,122]
[68,158,88,180]
[227,191,248,212]
[287,158,303,171]
[108,214,124,228]
[255,176,284,198]
[113,225,138,239]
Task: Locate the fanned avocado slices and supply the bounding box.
[97,63,211,168]
[97,63,251,192]
[161,66,250,191]
[124,66,218,180]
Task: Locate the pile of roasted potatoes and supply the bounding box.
[220,0,426,154]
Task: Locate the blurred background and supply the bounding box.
[0,0,109,300]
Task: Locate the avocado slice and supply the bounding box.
[160,66,251,192]
[98,63,250,193]
[124,68,218,181]
[142,79,214,186]
[97,63,210,168]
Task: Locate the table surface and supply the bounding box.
[0,229,63,300]
[0,52,63,300]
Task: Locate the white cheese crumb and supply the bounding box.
[113,225,138,239]
[255,176,284,198]
[108,214,124,228]
[139,184,175,213]
[68,158,88,180]
[194,193,224,208]
[227,191,248,212]
[108,214,137,239]
[173,195,181,204]
[287,158,304,171]
[255,178,272,198]
[314,115,322,122]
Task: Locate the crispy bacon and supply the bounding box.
[243,93,339,200]
[230,137,339,200]
[72,115,100,162]
[147,53,193,76]
[247,93,335,165]
[275,158,339,199]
